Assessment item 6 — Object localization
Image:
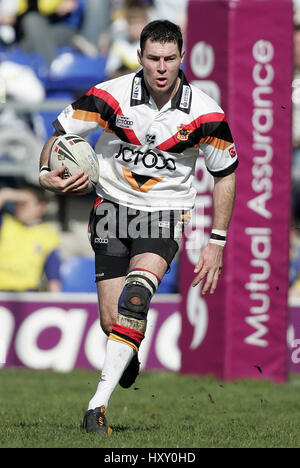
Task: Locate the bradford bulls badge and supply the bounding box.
[176,125,192,141]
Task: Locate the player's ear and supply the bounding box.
[137,49,142,65]
[180,50,185,66]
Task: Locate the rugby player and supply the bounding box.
[39,19,238,435]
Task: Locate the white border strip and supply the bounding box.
[0,292,181,304]
[288,297,300,308]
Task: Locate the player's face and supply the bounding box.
[138,40,185,103]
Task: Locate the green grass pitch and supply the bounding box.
[1,368,300,448]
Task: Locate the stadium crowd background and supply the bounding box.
[0,0,299,296]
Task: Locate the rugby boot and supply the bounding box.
[119,353,140,388]
[82,405,112,434]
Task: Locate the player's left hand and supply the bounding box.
[192,243,224,294]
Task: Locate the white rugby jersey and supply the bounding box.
[53,69,238,211]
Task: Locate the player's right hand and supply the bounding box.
[39,165,89,195]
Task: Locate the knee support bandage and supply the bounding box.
[109,269,160,352]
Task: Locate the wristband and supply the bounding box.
[39,166,51,177]
[209,229,227,247]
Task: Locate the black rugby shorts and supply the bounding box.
[88,197,188,281]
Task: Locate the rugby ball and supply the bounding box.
[49,134,99,194]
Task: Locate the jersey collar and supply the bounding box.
[130,69,192,114]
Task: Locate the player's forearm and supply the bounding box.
[39,134,57,169]
[192,172,236,291]
[212,172,236,232]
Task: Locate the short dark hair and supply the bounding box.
[140,20,183,55]
[19,182,49,203]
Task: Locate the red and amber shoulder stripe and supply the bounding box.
[75,87,141,145]
[157,112,233,153]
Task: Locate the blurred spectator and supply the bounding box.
[16,0,86,66]
[292,23,300,223]
[0,59,45,103]
[290,4,300,296]
[98,0,152,55]
[289,224,300,297]
[151,0,188,39]
[0,53,45,184]
[105,0,149,79]
[80,0,111,50]
[0,0,17,46]
[98,0,130,55]
[0,184,62,292]
[295,0,300,22]
[292,24,300,160]
[102,0,187,78]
